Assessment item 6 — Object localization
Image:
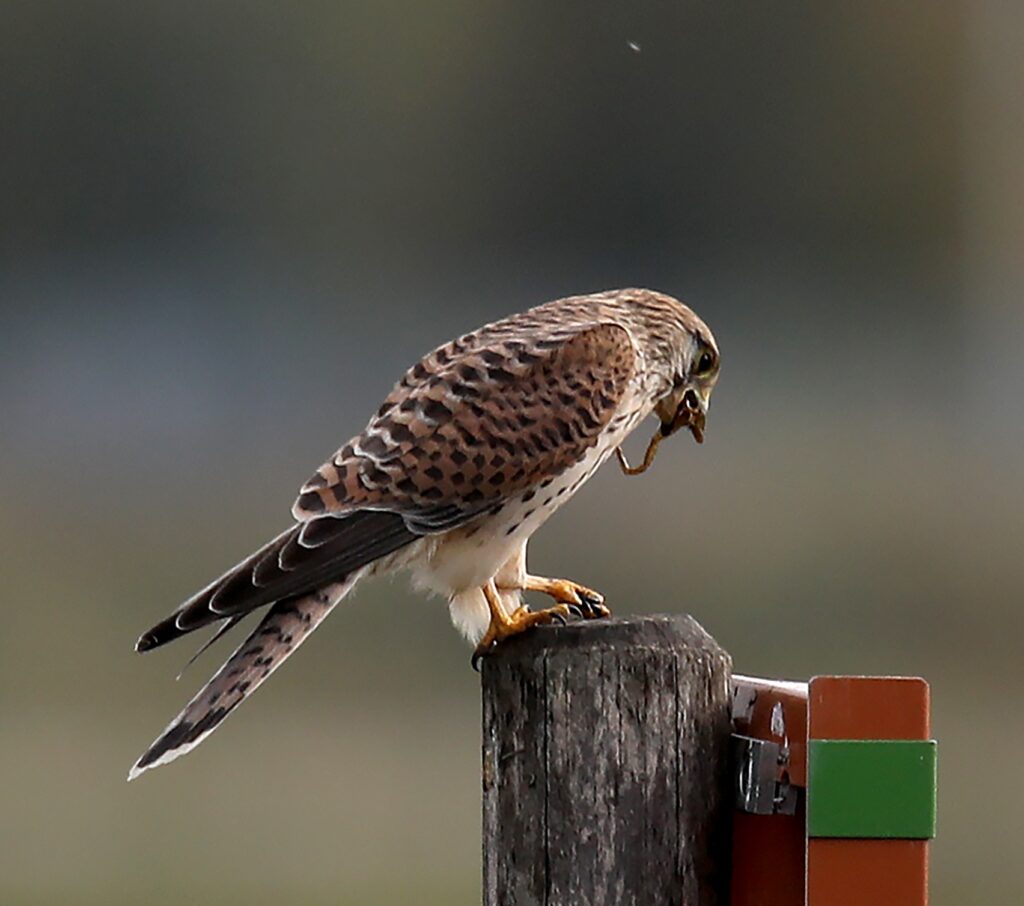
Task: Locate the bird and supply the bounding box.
[129,288,720,780]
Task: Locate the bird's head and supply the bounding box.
[653,331,719,445]
[615,299,719,476]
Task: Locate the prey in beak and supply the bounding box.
[615,388,709,476]
[664,387,707,444]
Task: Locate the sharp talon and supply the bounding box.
[471,638,496,672]
[474,580,592,663]
[569,589,608,619]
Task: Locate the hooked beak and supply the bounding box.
[659,388,708,444]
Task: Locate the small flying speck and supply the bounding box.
[628,41,641,54]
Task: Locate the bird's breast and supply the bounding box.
[411,413,646,598]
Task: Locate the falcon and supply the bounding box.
[130,288,719,779]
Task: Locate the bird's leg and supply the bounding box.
[521,574,611,619]
[472,580,574,668]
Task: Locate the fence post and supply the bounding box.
[481,615,733,906]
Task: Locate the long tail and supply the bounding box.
[129,573,361,780]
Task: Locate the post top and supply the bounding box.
[483,613,727,661]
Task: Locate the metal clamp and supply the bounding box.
[733,733,799,816]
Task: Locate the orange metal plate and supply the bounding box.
[807,676,930,906]
[809,676,929,740]
[808,840,928,906]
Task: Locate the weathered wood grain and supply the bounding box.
[481,615,733,906]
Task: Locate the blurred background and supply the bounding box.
[2,2,1021,903]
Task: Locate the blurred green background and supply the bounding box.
[2,2,1021,903]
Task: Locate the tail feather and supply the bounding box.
[135,512,414,653]
[174,614,246,681]
[128,574,361,780]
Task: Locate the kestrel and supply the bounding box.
[130,288,719,779]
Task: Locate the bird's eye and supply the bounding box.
[696,351,715,375]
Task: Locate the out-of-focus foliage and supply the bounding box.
[1,3,1021,903]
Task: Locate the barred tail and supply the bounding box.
[128,573,361,780]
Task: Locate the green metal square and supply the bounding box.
[807,739,937,839]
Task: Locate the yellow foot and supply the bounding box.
[472,582,575,670]
[522,575,612,620]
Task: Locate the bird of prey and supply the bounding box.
[130,288,719,779]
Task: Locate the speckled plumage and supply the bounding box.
[130,288,719,779]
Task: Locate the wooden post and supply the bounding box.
[481,615,733,906]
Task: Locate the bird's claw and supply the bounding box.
[575,589,611,620]
[470,603,575,669]
[554,584,610,620]
[523,576,611,621]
